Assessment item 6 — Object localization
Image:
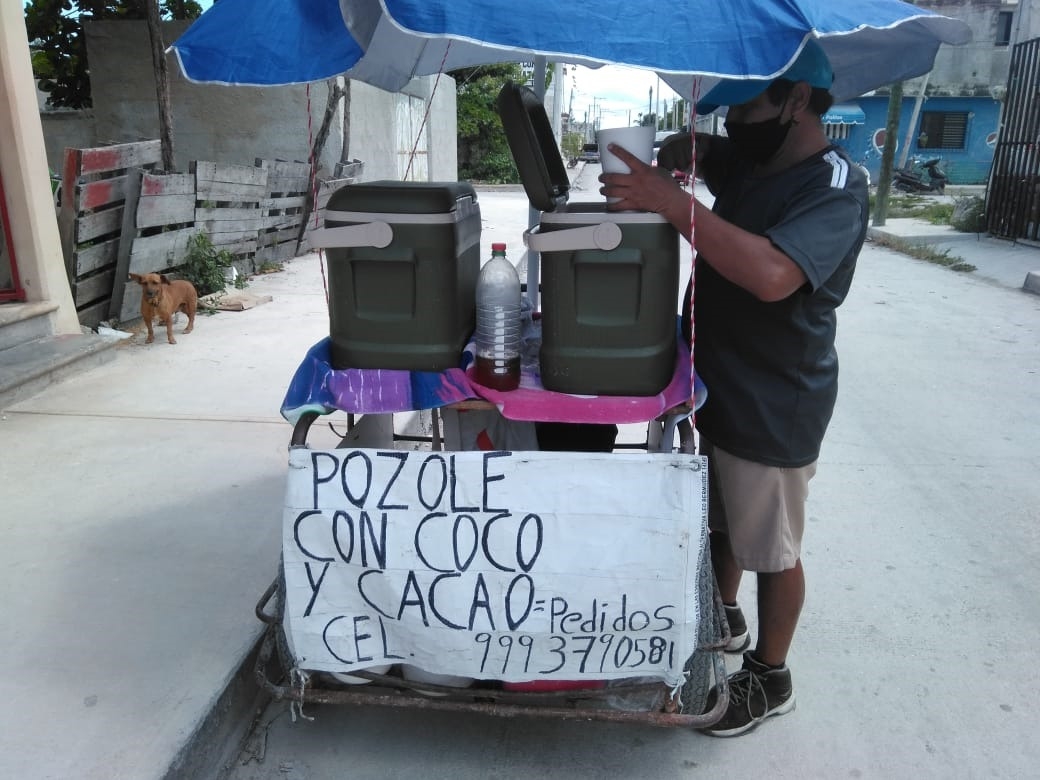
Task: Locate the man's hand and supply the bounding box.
[655,131,695,172]
[598,143,688,217]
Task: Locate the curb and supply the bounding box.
[160,625,272,780]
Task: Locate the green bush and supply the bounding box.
[462,151,520,184]
[180,232,235,296]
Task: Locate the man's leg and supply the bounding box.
[709,530,742,604]
[755,559,804,667]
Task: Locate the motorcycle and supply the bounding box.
[566,156,578,169]
[892,157,948,194]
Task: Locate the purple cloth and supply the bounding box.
[280,333,705,425]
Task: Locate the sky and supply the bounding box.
[563,64,684,128]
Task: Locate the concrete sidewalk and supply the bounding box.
[1,181,1037,780]
[867,217,1040,294]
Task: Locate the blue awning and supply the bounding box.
[822,103,866,125]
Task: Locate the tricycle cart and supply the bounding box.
[251,338,731,730]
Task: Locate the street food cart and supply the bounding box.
[168,0,974,736]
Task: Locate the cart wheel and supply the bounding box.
[272,554,297,683]
[678,532,724,715]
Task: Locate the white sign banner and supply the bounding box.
[282,448,707,687]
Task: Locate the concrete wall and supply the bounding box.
[915,0,1014,96]
[0,1,79,331]
[39,110,95,176]
[73,20,456,181]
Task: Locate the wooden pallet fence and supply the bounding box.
[110,170,198,324]
[301,175,358,253]
[256,159,310,265]
[193,160,267,274]
[58,140,162,327]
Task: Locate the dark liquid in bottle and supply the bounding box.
[474,355,521,391]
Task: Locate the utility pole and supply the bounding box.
[551,62,564,143]
[656,76,661,129]
[648,86,653,124]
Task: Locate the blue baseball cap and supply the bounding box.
[696,39,834,114]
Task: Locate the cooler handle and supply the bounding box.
[308,221,394,249]
[524,223,622,253]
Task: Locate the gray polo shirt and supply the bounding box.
[692,141,869,467]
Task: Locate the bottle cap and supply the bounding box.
[491,242,507,252]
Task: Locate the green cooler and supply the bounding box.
[497,82,679,396]
[310,181,481,371]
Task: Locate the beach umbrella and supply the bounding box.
[170,0,971,102]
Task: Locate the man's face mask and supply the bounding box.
[724,98,793,165]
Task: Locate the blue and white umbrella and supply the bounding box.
[171,0,971,102]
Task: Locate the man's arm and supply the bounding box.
[600,144,807,302]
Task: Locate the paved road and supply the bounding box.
[222,189,1040,779]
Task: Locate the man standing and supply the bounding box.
[600,40,868,736]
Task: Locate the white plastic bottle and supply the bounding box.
[474,242,521,391]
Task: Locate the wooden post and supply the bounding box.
[146,0,175,172]
[872,81,904,228]
[110,168,144,320]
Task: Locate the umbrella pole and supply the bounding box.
[522,56,548,312]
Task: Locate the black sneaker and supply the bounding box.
[701,652,796,737]
[723,603,751,653]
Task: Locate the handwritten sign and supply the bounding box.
[282,448,707,687]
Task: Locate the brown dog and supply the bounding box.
[129,272,197,344]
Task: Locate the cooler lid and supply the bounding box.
[496,82,570,213]
[327,180,476,214]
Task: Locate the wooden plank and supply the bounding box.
[261,195,306,211]
[195,182,269,202]
[195,160,269,187]
[77,298,111,329]
[256,240,298,264]
[261,211,304,231]
[128,227,197,274]
[137,192,196,229]
[195,206,261,222]
[74,176,129,212]
[58,148,84,276]
[76,208,123,243]
[258,225,299,246]
[194,161,268,202]
[72,237,120,276]
[141,171,195,197]
[77,141,162,177]
[119,281,143,325]
[109,168,144,321]
[258,159,311,193]
[218,237,259,256]
[209,230,261,247]
[197,218,262,234]
[72,268,116,308]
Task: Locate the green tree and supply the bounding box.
[450,63,526,183]
[25,0,202,109]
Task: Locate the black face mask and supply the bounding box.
[724,112,793,165]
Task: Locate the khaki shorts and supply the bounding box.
[700,438,817,573]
